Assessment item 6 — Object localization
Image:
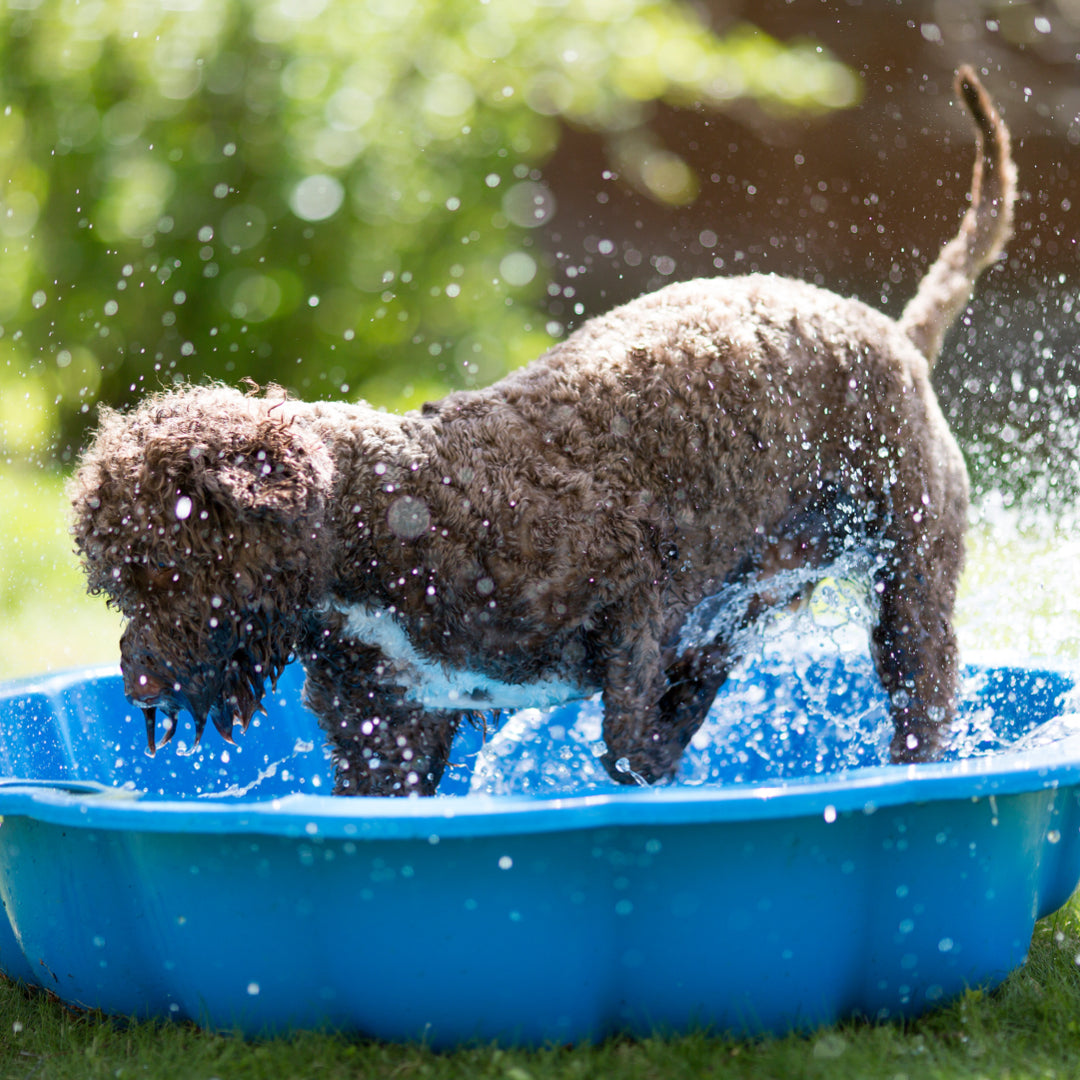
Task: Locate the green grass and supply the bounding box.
[0,467,122,680]
[3,468,1080,1078]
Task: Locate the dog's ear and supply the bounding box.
[198,418,333,521]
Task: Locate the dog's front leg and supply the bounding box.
[596,591,689,784]
[321,697,462,796]
[599,634,736,786]
[655,639,736,748]
[299,621,461,795]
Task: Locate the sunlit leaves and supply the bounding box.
[0,0,856,461]
[97,159,177,242]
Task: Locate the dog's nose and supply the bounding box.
[123,668,168,702]
[120,666,185,754]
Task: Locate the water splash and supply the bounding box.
[470,508,1080,798]
[675,549,879,656]
[469,631,897,797]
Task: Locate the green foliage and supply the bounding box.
[0,0,857,462]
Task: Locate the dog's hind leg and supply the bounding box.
[871,500,965,763]
[612,490,855,780]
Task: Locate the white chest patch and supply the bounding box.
[335,602,587,710]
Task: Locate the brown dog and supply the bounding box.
[70,68,1015,795]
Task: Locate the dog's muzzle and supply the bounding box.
[122,660,242,755]
[120,626,267,755]
[119,613,285,756]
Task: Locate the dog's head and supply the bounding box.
[69,384,334,753]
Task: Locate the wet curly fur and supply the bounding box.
[70,68,1015,795]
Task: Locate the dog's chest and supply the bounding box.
[335,603,587,710]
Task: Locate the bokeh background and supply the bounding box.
[0,0,1077,674]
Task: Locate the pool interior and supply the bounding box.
[0,647,1075,802]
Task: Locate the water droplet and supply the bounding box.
[499,252,537,287]
[502,180,556,228]
[289,174,344,222]
[387,495,430,540]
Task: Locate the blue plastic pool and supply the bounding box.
[0,650,1078,1046]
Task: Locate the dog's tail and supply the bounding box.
[899,66,1017,365]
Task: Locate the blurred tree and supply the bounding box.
[0,0,858,463]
